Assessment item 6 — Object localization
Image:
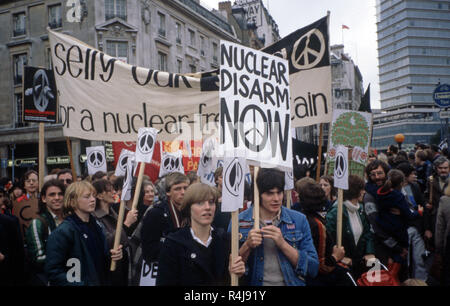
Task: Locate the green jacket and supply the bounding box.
[326,202,375,266]
[25,210,58,269]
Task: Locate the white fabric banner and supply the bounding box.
[158,150,184,178]
[85,146,107,175]
[333,145,349,190]
[221,157,246,212]
[114,148,135,177]
[135,127,158,164]
[219,40,292,171]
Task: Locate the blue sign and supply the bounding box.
[433,84,450,108]
[0,158,6,169]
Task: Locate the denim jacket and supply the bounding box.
[230,206,319,286]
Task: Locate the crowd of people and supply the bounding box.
[0,141,450,286]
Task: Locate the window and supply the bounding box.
[189,29,195,46]
[13,12,26,37]
[175,22,182,44]
[177,59,183,73]
[200,36,205,56]
[158,12,166,37]
[47,47,53,69]
[189,64,196,73]
[48,4,62,29]
[212,42,218,63]
[158,52,167,71]
[15,94,28,127]
[105,0,127,20]
[13,53,27,85]
[106,41,128,62]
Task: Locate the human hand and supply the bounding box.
[110,245,123,261]
[364,254,376,263]
[229,255,245,278]
[424,230,433,240]
[425,202,433,210]
[332,245,345,262]
[245,228,263,249]
[341,257,352,266]
[124,209,138,227]
[0,252,4,262]
[261,225,284,248]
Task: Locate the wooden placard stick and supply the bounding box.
[131,162,146,211]
[316,123,324,182]
[231,210,239,286]
[253,167,260,230]
[286,191,292,209]
[66,137,77,181]
[110,199,126,271]
[337,188,344,247]
[39,123,45,191]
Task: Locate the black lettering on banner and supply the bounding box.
[154,71,173,87]
[131,114,143,133]
[99,53,115,82]
[220,98,239,147]
[20,205,32,222]
[149,114,164,132]
[80,109,95,132]
[267,111,289,160]
[103,112,118,133]
[84,48,91,80]
[67,45,83,78]
[132,67,154,86]
[164,115,177,134]
[116,113,131,134]
[142,262,151,277]
[54,43,66,75]
[293,92,328,120]
[59,105,75,128]
[151,262,158,278]
[90,50,98,80]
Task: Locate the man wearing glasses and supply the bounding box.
[56,169,73,188]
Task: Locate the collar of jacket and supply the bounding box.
[92,205,117,219]
[240,206,294,225]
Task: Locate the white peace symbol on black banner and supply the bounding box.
[162,155,181,172]
[292,28,326,70]
[87,150,105,168]
[334,151,347,179]
[138,131,155,154]
[224,158,243,197]
[31,69,54,112]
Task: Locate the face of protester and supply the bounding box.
[406,172,417,184]
[437,162,450,180]
[190,198,216,227]
[24,173,38,194]
[43,186,64,213]
[260,187,283,216]
[369,166,386,187]
[58,173,73,187]
[143,185,155,204]
[75,189,96,215]
[319,179,331,200]
[358,189,365,203]
[216,175,223,192]
[167,181,189,208]
[97,187,115,205]
[12,187,23,198]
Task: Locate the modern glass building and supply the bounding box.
[372,0,450,151]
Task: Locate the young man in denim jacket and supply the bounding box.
[231,168,319,286]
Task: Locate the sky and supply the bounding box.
[201,0,381,109]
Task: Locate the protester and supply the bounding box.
[415,149,432,192]
[214,167,223,195]
[156,183,245,285]
[186,171,200,185]
[56,169,73,188]
[112,176,124,203]
[45,181,123,286]
[142,180,157,207]
[434,182,450,285]
[319,175,336,212]
[92,179,137,286]
[141,172,189,265]
[294,179,347,286]
[16,170,39,203]
[233,168,318,286]
[9,182,23,203]
[424,156,450,245]
[327,175,376,280]
[0,189,12,214]
[25,179,65,286]
[92,171,108,182]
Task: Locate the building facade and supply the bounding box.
[372,0,450,151]
[0,0,274,180]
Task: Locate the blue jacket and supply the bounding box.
[230,206,319,286]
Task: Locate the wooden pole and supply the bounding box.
[38,123,45,191]
[337,188,343,247]
[231,210,239,286]
[253,167,260,229]
[66,137,77,181]
[316,123,324,182]
[110,199,126,271]
[286,190,292,209]
[131,162,145,211]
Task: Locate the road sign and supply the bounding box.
[433,84,450,108]
[440,110,450,119]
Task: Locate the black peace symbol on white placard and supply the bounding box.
[241,107,267,151]
[334,151,347,179]
[87,150,105,168]
[162,155,181,172]
[138,132,155,154]
[122,163,132,192]
[118,154,129,172]
[200,152,211,168]
[224,158,243,197]
[291,28,326,70]
[286,170,294,181]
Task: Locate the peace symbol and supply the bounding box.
[200,153,211,168]
[33,69,53,112]
[286,170,293,181]
[241,107,267,151]
[224,158,243,197]
[334,151,347,179]
[138,132,154,154]
[291,28,325,70]
[118,155,128,172]
[88,151,105,168]
[163,156,180,172]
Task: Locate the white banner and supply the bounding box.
[135,127,158,164]
[221,157,246,212]
[114,148,135,177]
[158,150,184,178]
[333,145,349,190]
[219,40,292,171]
[85,146,107,175]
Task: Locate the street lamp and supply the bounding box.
[394,133,405,151]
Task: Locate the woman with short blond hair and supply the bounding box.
[45,181,123,286]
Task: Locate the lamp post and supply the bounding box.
[394,133,405,151]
